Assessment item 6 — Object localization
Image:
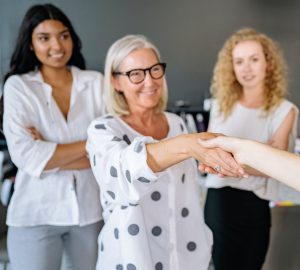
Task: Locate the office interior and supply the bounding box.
[1,0,300,269]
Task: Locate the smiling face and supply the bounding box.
[31,19,73,71]
[232,40,267,92]
[112,48,164,114]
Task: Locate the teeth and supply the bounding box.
[49,53,64,58]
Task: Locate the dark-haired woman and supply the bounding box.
[2,4,104,270]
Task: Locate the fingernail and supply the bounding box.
[238,168,245,174]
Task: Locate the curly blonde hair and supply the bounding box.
[211,28,288,118]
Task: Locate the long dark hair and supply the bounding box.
[1,3,86,131]
[4,3,85,83]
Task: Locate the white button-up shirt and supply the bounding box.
[3,66,104,227]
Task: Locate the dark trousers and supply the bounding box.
[205,187,271,270]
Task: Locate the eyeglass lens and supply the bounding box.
[129,63,165,84]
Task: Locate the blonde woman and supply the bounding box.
[204,28,298,270]
[86,34,245,270]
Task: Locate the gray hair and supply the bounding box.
[104,34,168,115]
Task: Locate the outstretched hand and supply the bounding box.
[192,133,246,177]
[196,134,248,178]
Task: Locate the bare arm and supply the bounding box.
[244,108,296,177]
[60,156,91,170]
[146,132,245,177]
[27,127,87,170]
[199,136,300,191]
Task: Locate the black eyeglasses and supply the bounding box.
[113,63,166,84]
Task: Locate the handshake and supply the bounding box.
[196,133,300,192]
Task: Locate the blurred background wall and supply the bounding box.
[1,0,300,107]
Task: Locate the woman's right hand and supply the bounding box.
[27,126,44,140]
[189,133,246,177]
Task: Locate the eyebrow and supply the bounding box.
[233,53,261,59]
[35,29,70,36]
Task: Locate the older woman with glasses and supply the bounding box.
[86,34,245,270]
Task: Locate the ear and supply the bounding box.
[111,74,122,92]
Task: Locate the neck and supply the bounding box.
[40,66,71,86]
[123,108,159,126]
[240,86,265,108]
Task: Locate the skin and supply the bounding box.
[199,136,300,192]
[28,20,89,170]
[203,40,295,176]
[112,48,245,176]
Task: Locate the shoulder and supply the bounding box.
[88,114,120,131]
[164,111,183,123]
[164,111,186,134]
[71,66,103,83]
[3,71,41,98]
[273,99,299,116]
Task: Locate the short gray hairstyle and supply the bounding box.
[104,34,168,115]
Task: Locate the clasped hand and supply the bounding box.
[193,132,247,178]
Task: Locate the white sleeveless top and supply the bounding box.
[206,99,299,201]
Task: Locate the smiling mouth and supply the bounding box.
[49,52,65,59]
[243,75,255,80]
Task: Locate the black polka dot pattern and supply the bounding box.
[95,124,106,129]
[181,174,185,183]
[129,203,139,206]
[126,170,131,183]
[137,177,150,183]
[152,226,162,236]
[93,155,96,166]
[100,242,104,252]
[128,224,139,236]
[187,241,197,251]
[121,205,128,210]
[110,166,118,177]
[114,228,119,239]
[116,264,123,270]
[112,136,122,142]
[105,115,114,119]
[155,262,163,270]
[151,191,161,201]
[134,141,143,153]
[107,190,116,199]
[127,264,136,270]
[123,134,131,145]
[180,123,184,132]
[181,207,189,217]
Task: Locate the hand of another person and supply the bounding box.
[27,127,44,141]
[198,135,248,177]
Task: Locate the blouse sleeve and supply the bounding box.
[269,100,299,151]
[3,77,57,178]
[86,116,160,205]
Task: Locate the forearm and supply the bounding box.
[146,134,191,172]
[146,133,243,177]
[241,140,300,191]
[45,141,87,170]
[60,156,91,170]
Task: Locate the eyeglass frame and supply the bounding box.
[112,62,167,84]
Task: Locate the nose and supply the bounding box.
[143,70,155,86]
[51,37,62,49]
[243,61,251,72]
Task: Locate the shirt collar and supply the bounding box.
[25,66,97,93]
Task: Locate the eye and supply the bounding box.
[37,35,49,42]
[60,32,71,40]
[129,70,143,77]
[234,59,243,65]
[151,65,162,73]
